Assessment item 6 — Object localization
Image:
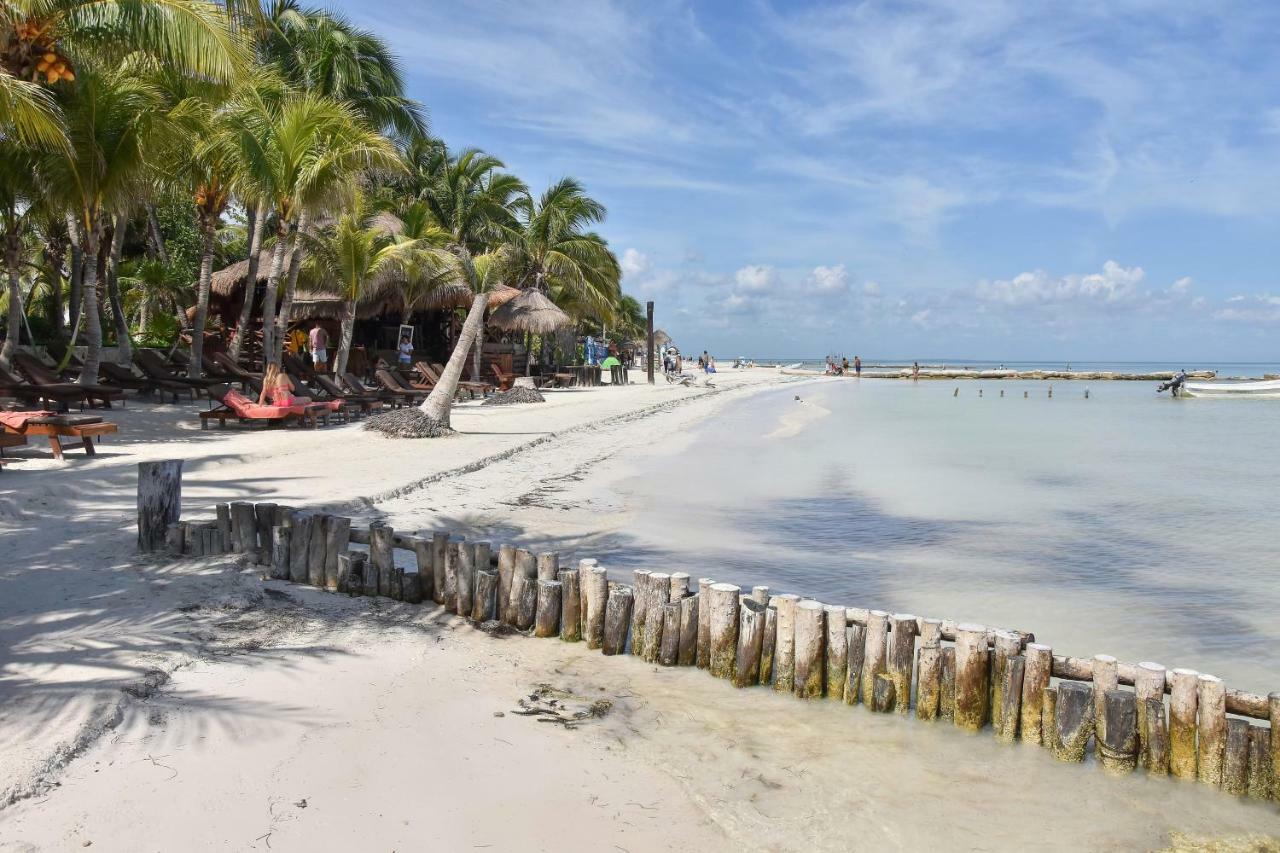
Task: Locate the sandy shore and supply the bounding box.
[2,367,1276,851]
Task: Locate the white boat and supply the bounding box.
[1181,378,1280,398]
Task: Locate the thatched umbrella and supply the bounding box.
[419,283,521,311]
[653,328,672,346]
[488,289,572,333]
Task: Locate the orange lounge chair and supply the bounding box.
[0,410,119,459]
[199,383,325,429]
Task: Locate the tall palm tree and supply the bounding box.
[0,143,39,367]
[413,146,524,254]
[0,68,65,148]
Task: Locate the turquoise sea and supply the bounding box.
[754,358,1280,377]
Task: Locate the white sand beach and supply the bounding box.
[2,368,1278,852]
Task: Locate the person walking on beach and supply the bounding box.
[912,361,920,380]
[309,323,329,373]
[854,355,862,377]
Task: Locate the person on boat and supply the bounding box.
[1158,370,1189,396]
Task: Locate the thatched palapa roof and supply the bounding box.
[488,289,573,334]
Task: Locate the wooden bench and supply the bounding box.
[3,418,119,459]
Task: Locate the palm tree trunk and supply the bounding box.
[273,212,308,366]
[471,315,483,382]
[66,213,82,333]
[46,239,65,339]
[259,220,295,367]
[190,215,216,378]
[228,200,265,361]
[1,232,21,369]
[77,222,103,386]
[420,291,487,427]
[335,299,355,377]
[146,202,170,265]
[105,216,132,367]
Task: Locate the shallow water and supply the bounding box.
[606,378,1280,695]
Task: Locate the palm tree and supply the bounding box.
[0,68,65,148]
[413,146,524,254]
[300,193,418,375]
[0,143,39,367]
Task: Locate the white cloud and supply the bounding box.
[1214,294,1280,325]
[808,264,848,293]
[974,261,1148,307]
[734,264,778,293]
[621,248,650,277]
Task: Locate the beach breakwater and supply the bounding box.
[139,462,1280,811]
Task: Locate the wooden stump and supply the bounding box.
[1019,643,1052,746]
[696,578,715,669]
[845,625,867,705]
[641,573,671,656]
[1134,661,1166,767]
[1197,674,1226,787]
[254,502,277,563]
[165,523,185,558]
[678,594,699,666]
[1170,668,1200,780]
[953,624,989,732]
[1041,686,1059,752]
[1091,654,1119,744]
[289,513,314,584]
[336,551,356,594]
[991,631,1022,730]
[641,605,665,663]
[533,580,561,638]
[708,582,741,680]
[670,572,690,601]
[629,570,651,654]
[536,551,559,581]
[750,585,769,605]
[824,605,848,701]
[659,602,681,666]
[270,526,291,580]
[939,646,956,721]
[1247,724,1271,800]
[919,618,943,649]
[916,646,942,721]
[733,599,766,688]
[137,460,182,551]
[473,541,492,574]
[559,569,582,641]
[996,655,1025,743]
[1269,693,1280,801]
[370,523,395,598]
[1098,689,1138,773]
[602,586,633,656]
[860,610,890,711]
[793,600,826,699]
[583,566,609,649]
[389,566,404,601]
[1052,682,1094,762]
[230,501,256,555]
[497,544,517,623]
[871,673,895,713]
[1143,697,1170,776]
[323,516,350,591]
[576,559,597,636]
[214,503,232,554]
[431,532,449,606]
[513,548,536,628]
[402,568,423,605]
[306,514,327,587]
[442,539,464,612]
[772,594,800,693]
[472,570,498,622]
[1223,718,1250,796]
[759,600,777,685]
[517,573,539,631]
[411,536,434,603]
[456,540,476,618]
[887,613,917,715]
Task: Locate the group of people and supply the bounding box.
[697,351,717,374]
[285,323,333,372]
[826,355,862,376]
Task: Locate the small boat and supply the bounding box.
[1180,378,1280,398]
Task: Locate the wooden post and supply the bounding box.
[824,605,848,701]
[630,570,653,655]
[1170,668,1199,780]
[995,656,1024,743]
[670,572,690,601]
[991,631,1021,730]
[696,578,715,669]
[536,551,559,581]
[1020,643,1052,746]
[513,548,536,627]
[733,599,766,687]
[431,532,449,605]
[497,544,516,623]
[708,582,740,680]
[323,516,350,592]
[456,540,475,617]
[138,458,184,550]
[845,625,867,705]
[641,605,664,663]
[1098,689,1138,773]
[336,551,356,594]
[916,646,942,720]
[678,594,699,666]
[517,574,538,630]
[270,526,290,580]
[1143,697,1170,776]
[1269,692,1280,801]
[759,600,777,685]
[860,610,889,709]
[533,579,561,638]
[165,523,184,558]
[411,536,434,602]
[229,501,256,555]
[1052,682,1093,762]
[1134,661,1166,766]
[919,618,943,648]
[602,586,633,655]
[940,646,957,721]
[772,594,799,692]
[1041,686,1059,752]
[370,523,394,598]
[794,600,825,699]
[254,502,277,563]
[871,673,895,713]
[473,541,492,573]
[887,614,917,715]
[289,513,313,584]
[645,300,655,385]
[442,539,461,611]
[389,566,404,601]
[472,570,498,621]
[577,558,597,637]
[1197,674,1226,787]
[1092,654,1119,743]
[659,602,680,666]
[953,624,989,732]
[214,503,231,554]
[1247,725,1271,800]
[1223,719,1250,796]
[559,569,581,641]
[583,565,609,649]
[750,585,769,605]
[306,514,327,586]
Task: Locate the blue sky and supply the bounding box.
[341,0,1280,361]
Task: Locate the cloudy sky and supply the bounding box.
[343,0,1280,361]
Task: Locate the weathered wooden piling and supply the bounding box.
[456,540,476,618]
[290,513,314,584]
[534,580,561,638]
[824,605,848,700]
[953,624,989,731]
[336,551,356,594]
[707,583,741,679]
[1019,643,1052,745]
[631,570,653,655]
[996,655,1025,742]
[1247,724,1271,800]
[1098,689,1138,773]
[670,572,690,601]
[583,565,609,649]
[647,573,672,651]
[845,624,867,705]
[1041,686,1059,751]
[576,559,596,635]
[861,610,890,709]
[165,522,184,558]
[602,586,633,656]
[1092,654,1119,742]
[659,603,681,666]
[733,599,766,688]
[1143,697,1170,776]
[1052,682,1094,762]
[472,570,497,621]
[370,523,395,597]
[473,541,492,573]
[254,502,277,563]
[269,526,290,580]
[431,532,448,606]
[1223,719,1250,796]
[677,593,700,666]
[991,631,1021,729]
[887,614,917,714]
[759,600,777,684]
[215,503,232,554]
[1170,668,1200,780]
[388,566,404,601]
[512,548,536,625]
[228,500,255,555]
[773,594,800,693]
[536,551,559,581]
[1134,661,1166,766]
[915,646,941,721]
[409,536,433,602]
[516,573,538,631]
[750,585,769,605]
[641,605,665,663]
[1197,674,1226,787]
[306,514,327,587]
[1269,692,1280,800]
[559,569,581,641]
[871,673,895,713]
[794,600,826,699]
[323,516,350,591]
[497,544,517,623]
[696,578,714,669]
[939,646,956,721]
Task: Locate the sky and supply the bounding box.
[341,0,1280,361]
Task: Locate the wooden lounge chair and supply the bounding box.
[1,411,119,459]
[341,372,405,408]
[99,361,194,402]
[8,355,125,409]
[209,352,261,392]
[421,362,492,398]
[134,349,220,393]
[311,373,384,415]
[490,364,517,391]
[374,368,429,404]
[199,383,327,429]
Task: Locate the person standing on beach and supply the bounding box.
[309,323,329,373]
[397,334,414,367]
[912,361,920,380]
[854,355,862,377]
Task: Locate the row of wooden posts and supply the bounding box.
[135,465,1280,808]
